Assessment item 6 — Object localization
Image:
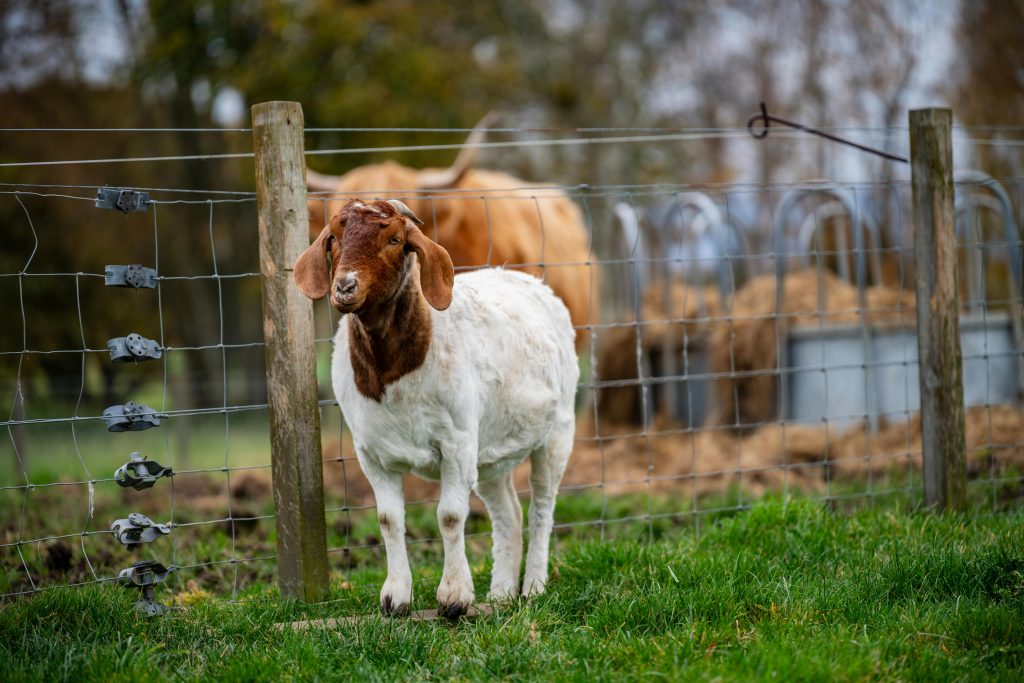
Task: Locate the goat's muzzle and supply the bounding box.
[332,274,361,312]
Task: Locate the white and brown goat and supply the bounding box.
[294,199,577,617]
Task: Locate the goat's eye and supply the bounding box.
[388,236,402,246]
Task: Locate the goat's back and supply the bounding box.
[332,268,577,478]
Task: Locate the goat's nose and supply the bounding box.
[337,279,358,297]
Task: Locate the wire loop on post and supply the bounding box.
[747,101,909,163]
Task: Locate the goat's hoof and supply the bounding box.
[380,595,409,617]
[487,583,520,603]
[439,602,469,621]
[436,572,474,617]
[380,576,412,616]
[522,576,547,598]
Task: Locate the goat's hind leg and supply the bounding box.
[477,472,523,601]
[523,430,572,596]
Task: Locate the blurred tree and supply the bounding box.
[134,0,530,169]
[954,0,1024,176]
[0,0,82,87]
[948,0,1024,306]
[0,0,257,418]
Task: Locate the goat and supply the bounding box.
[293,198,578,617]
[306,120,595,349]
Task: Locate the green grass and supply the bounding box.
[2,498,1022,682]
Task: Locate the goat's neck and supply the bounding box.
[347,276,432,402]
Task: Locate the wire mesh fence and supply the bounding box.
[1,121,1023,608]
[0,186,279,602]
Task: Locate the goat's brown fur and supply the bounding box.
[294,199,453,401]
[347,279,432,402]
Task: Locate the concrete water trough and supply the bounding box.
[785,313,1022,430]
[781,172,1023,430]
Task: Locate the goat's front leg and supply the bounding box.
[436,450,476,618]
[362,459,412,616]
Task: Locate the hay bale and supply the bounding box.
[595,280,720,426]
[708,269,916,429]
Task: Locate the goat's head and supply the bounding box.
[294,199,454,313]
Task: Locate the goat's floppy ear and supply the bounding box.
[406,225,454,310]
[293,225,333,300]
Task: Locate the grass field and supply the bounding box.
[2,498,1022,682]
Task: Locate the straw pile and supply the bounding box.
[594,280,721,424]
[706,268,917,427]
[569,404,1024,499]
[579,267,1023,502]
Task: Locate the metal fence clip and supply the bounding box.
[107,333,162,362]
[114,452,173,490]
[95,187,151,213]
[118,560,173,616]
[103,401,165,432]
[104,264,158,289]
[110,512,171,549]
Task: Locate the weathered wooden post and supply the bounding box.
[909,107,967,511]
[252,101,329,600]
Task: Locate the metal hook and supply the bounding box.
[748,102,771,140]
[746,102,908,164]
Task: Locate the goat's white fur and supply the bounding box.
[332,268,577,612]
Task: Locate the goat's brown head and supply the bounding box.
[294,199,455,314]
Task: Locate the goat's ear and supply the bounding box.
[406,225,454,310]
[293,225,333,300]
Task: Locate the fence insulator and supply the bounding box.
[105,264,158,289]
[103,402,164,432]
[118,560,172,616]
[107,334,162,362]
[114,452,173,490]
[95,187,151,213]
[110,513,171,549]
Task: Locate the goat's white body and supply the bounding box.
[331,268,577,611]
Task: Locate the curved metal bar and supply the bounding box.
[796,200,852,278]
[613,202,649,309]
[954,193,1002,313]
[954,170,1022,296]
[952,170,1024,395]
[772,184,883,288]
[666,191,751,299]
[669,192,724,236]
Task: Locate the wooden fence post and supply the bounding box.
[910,107,967,511]
[252,101,329,600]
